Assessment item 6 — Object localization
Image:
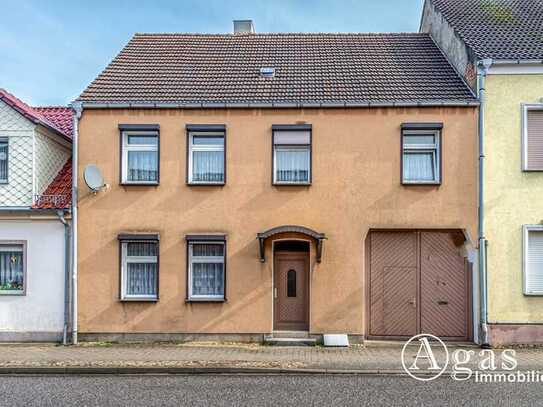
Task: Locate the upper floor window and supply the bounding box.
[187,125,226,185]
[0,138,7,184]
[522,105,543,171]
[272,125,312,185]
[401,123,442,185]
[0,242,25,295]
[118,234,159,301]
[119,124,159,185]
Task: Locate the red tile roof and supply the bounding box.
[33,107,73,139]
[0,89,73,140]
[33,159,72,209]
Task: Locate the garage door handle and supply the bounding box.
[408,298,416,306]
[438,300,448,305]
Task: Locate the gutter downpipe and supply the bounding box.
[71,102,83,345]
[56,210,71,345]
[478,58,493,347]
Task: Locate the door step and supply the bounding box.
[271,330,310,339]
[264,331,317,346]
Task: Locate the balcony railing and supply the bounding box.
[34,194,70,208]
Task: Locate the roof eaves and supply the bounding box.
[5,101,70,141]
[79,100,479,109]
[491,59,543,65]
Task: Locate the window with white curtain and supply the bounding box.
[0,138,8,183]
[188,240,225,300]
[273,129,311,184]
[121,131,159,184]
[188,133,225,184]
[523,226,543,295]
[120,240,158,300]
[0,242,25,295]
[402,130,441,184]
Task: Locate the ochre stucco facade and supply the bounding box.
[485,74,543,327]
[77,106,477,338]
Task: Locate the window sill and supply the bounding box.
[187,182,226,186]
[273,182,311,186]
[401,181,441,186]
[0,291,25,296]
[120,297,158,302]
[185,298,226,303]
[120,182,159,186]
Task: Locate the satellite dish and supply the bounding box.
[83,164,105,192]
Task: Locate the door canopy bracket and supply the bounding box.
[257,225,326,263]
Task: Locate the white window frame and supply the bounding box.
[188,132,225,185]
[521,104,543,171]
[0,241,26,296]
[120,240,158,301]
[0,137,8,184]
[187,241,225,300]
[272,132,311,185]
[523,225,543,295]
[121,131,159,184]
[401,129,441,184]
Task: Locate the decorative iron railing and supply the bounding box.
[34,194,70,208]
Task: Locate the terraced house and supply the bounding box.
[73,22,480,343]
[0,89,72,342]
[421,0,543,346]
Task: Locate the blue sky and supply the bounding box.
[0,0,425,106]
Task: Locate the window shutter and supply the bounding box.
[274,131,310,145]
[526,230,543,294]
[526,110,543,170]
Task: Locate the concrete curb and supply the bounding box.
[0,366,412,376]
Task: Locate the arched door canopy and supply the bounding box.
[257,225,326,263]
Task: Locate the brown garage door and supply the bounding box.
[368,231,470,341]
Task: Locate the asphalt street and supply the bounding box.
[0,374,540,406]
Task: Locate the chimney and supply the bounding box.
[233,20,255,34]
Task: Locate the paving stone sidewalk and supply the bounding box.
[1,342,543,373]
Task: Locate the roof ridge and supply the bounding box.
[132,32,431,36]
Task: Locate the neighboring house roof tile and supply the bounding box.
[429,0,543,60]
[78,33,476,105]
[0,89,73,140]
[33,107,74,139]
[33,159,72,209]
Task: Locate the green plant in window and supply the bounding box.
[0,281,23,291]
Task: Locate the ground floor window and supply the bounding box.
[523,225,543,295]
[0,242,25,295]
[120,239,159,300]
[187,236,226,301]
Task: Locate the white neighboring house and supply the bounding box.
[0,89,72,342]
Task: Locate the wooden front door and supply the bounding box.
[369,231,470,340]
[274,251,309,331]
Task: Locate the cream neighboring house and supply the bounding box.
[0,89,73,342]
[422,0,543,346]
